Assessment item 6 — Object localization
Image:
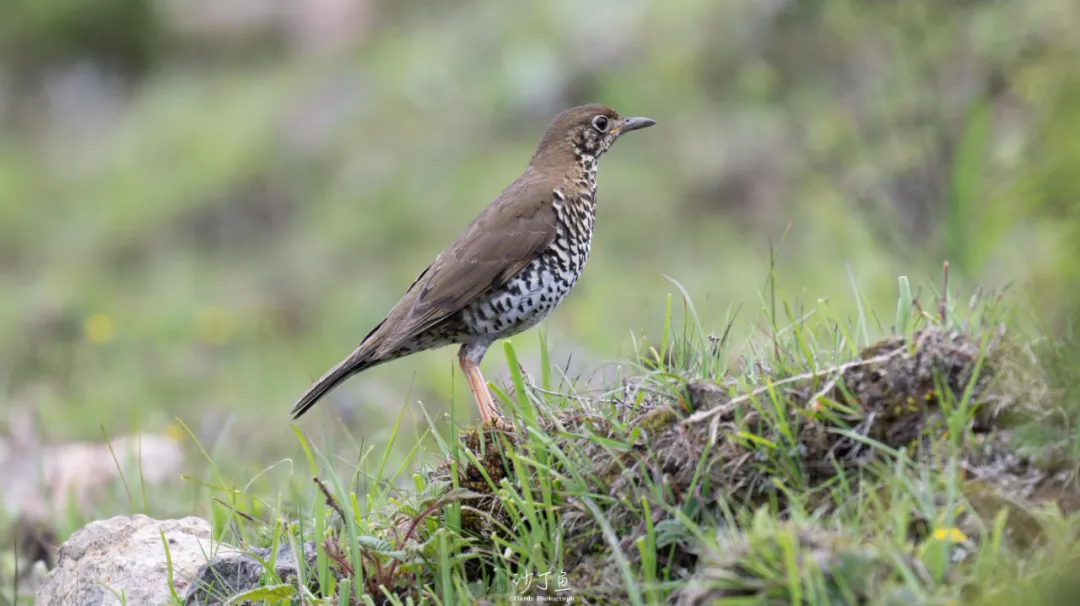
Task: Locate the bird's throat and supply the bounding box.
[570,154,598,202]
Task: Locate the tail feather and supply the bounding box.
[290,348,380,419]
[292,319,390,419]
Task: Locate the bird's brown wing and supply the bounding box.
[289,170,559,419]
[367,170,560,357]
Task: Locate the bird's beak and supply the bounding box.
[617,116,656,135]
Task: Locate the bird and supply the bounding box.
[290,104,655,426]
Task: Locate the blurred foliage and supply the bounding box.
[0,0,1078,508]
[0,0,160,78]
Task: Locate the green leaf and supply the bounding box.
[357,535,397,554]
[223,584,296,604]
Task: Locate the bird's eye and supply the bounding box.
[592,115,609,132]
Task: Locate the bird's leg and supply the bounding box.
[458,345,508,428]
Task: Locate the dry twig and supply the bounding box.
[685,345,910,445]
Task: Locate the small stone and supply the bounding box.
[183,540,319,605]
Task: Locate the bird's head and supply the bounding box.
[531,104,655,168]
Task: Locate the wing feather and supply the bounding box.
[368,170,559,357]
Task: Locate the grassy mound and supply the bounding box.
[188,278,1080,605]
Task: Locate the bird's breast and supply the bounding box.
[459,194,595,338]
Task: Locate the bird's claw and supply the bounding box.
[483,416,514,432]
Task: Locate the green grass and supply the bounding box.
[148,272,1080,605]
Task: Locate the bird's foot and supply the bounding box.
[482,415,514,432]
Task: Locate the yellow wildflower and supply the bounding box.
[932,527,967,543]
[85,313,114,344]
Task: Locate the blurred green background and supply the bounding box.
[1,0,1079,500]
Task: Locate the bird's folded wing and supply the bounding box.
[370,172,560,356]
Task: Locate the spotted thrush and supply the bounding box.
[290,104,655,424]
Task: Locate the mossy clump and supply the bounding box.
[430,424,517,536]
[821,328,996,448]
[671,518,916,605]
[664,327,1012,513]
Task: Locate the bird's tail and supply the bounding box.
[290,336,384,419]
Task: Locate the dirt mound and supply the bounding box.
[417,324,1078,602]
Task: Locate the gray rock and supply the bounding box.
[183,540,318,605]
[35,514,224,606]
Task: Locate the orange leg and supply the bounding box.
[458,347,507,428]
